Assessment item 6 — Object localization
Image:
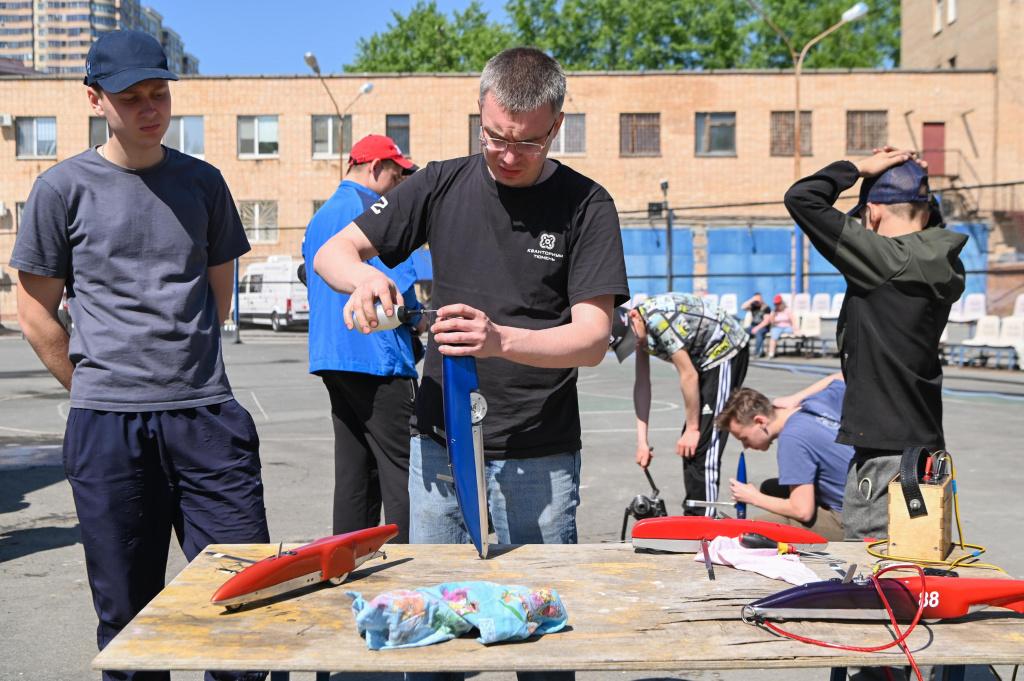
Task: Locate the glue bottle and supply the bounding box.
[352,302,411,332]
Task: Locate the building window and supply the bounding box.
[846,111,888,155]
[89,116,109,147]
[468,114,481,155]
[313,199,327,216]
[164,115,204,157]
[770,111,812,157]
[0,203,12,232]
[311,114,351,158]
[550,113,585,155]
[386,114,410,155]
[947,0,956,23]
[237,115,279,158]
[695,112,736,156]
[239,200,278,243]
[620,113,660,157]
[15,117,57,158]
[16,201,26,232]
[934,0,944,33]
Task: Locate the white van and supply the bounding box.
[237,255,309,332]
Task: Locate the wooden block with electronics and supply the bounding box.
[887,450,953,562]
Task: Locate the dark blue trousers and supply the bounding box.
[63,399,270,681]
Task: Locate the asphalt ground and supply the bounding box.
[1,325,1023,681]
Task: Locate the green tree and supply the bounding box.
[743,0,900,69]
[344,1,515,72]
[347,0,900,72]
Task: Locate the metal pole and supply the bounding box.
[666,207,674,293]
[233,256,242,344]
[314,75,345,183]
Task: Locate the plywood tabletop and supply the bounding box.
[94,541,1024,673]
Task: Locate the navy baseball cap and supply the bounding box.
[850,161,931,216]
[84,30,178,93]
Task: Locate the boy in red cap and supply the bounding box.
[302,134,421,543]
[784,147,966,540]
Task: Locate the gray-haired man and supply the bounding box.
[315,47,627,561]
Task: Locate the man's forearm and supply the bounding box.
[633,353,652,445]
[22,317,72,390]
[751,484,816,523]
[783,161,859,259]
[313,227,380,294]
[495,321,608,368]
[679,372,701,431]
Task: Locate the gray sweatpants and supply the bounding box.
[842,448,901,540]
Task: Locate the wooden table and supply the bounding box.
[94,542,1024,677]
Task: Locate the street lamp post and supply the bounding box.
[304,51,373,182]
[747,1,868,181]
[745,1,867,294]
[661,179,672,293]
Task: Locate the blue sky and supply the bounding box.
[153,0,509,75]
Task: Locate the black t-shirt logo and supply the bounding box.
[539,233,556,249]
[370,196,389,215]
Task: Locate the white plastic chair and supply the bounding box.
[793,292,811,316]
[998,316,1024,369]
[719,293,738,316]
[798,313,823,355]
[960,293,987,323]
[778,292,793,309]
[947,297,966,323]
[1013,294,1024,319]
[826,293,845,319]
[703,293,719,308]
[811,293,831,316]
[962,315,1001,346]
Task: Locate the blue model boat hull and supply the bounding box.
[441,355,489,558]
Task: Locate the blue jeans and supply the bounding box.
[747,325,768,356]
[406,436,579,681]
[408,435,580,545]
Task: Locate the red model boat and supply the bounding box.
[630,516,828,553]
[744,574,1024,623]
[211,525,398,610]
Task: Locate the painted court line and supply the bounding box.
[250,391,271,422]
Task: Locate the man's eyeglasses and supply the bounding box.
[479,120,557,157]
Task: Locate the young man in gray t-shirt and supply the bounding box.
[11,31,268,681]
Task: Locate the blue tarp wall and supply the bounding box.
[706,227,792,302]
[621,226,694,296]
[415,222,989,299]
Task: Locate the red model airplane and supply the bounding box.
[630,516,829,553]
[211,525,398,611]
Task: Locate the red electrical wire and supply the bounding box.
[758,564,927,681]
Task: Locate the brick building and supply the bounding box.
[1,0,1022,317]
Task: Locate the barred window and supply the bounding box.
[620,113,660,157]
[846,111,888,155]
[239,200,278,243]
[695,112,736,156]
[551,113,585,154]
[770,111,812,157]
[468,114,481,154]
[386,114,410,155]
[89,116,109,147]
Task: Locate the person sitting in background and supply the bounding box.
[766,294,799,359]
[716,373,852,541]
[741,293,771,358]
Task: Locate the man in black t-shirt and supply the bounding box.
[314,48,628,563]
